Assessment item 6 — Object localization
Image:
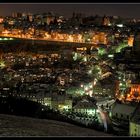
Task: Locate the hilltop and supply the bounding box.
[0,114,112,136]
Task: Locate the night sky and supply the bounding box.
[0,3,140,19]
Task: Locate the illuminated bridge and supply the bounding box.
[0,36,94,52]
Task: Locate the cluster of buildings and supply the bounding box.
[1,11,140,136]
[0,12,137,47]
[109,32,140,136]
[0,37,117,128]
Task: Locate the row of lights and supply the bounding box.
[0,38,14,41]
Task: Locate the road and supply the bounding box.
[0,35,94,47]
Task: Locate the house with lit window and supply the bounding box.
[51,93,72,112]
[57,73,69,86]
[126,83,140,102]
[73,99,97,116]
[43,93,52,109]
[28,89,52,109]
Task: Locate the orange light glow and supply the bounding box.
[128,35,134,47]
[0,18,3,23]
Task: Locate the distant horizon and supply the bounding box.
[0,3,140,19]
[1,11,138,20]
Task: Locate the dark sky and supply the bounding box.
[0,3,140,19]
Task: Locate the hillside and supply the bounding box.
[0,114,113,136]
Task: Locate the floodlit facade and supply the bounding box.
[73,99,97,116]
[130,122,140,136]
[52,95,73,112]
[129,103,140,136]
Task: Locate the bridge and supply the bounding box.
[0,36,95,50]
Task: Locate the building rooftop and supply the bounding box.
[112,101,137,116]
[130,102,140,124]
[73,99,97,109]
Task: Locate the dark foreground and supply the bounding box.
[0,114,113,136]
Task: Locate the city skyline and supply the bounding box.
[0,3,140,19]
[1,2,140,137]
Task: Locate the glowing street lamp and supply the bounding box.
[80,84,84,88]
[85,87,88,91]
[88,70,92,75]
[89,90,93,97]
[0,61,5,68]
[89,84,93,88]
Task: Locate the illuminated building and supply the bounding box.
[28,14,33,22]
[128,35,134,47]
[0,24,4,33]
[52,95,72,112]
[12,12,22,18]
[8,20,15,25]
[22,13,27,18]
[111,101,136,120]
[66,85,85,97]
[72,47,88,61]
[130,103,140,136]
[44,96,52,109]
[126,84,140,102]
[76,47,87,54]
[42,15,55,25]
[91,32,108,45]
[103,16,111,26]
[57,74,69,86]
[111,101,137,133]
[73,99,97,116]
[12,12,17,18]
[0,17,4,23]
